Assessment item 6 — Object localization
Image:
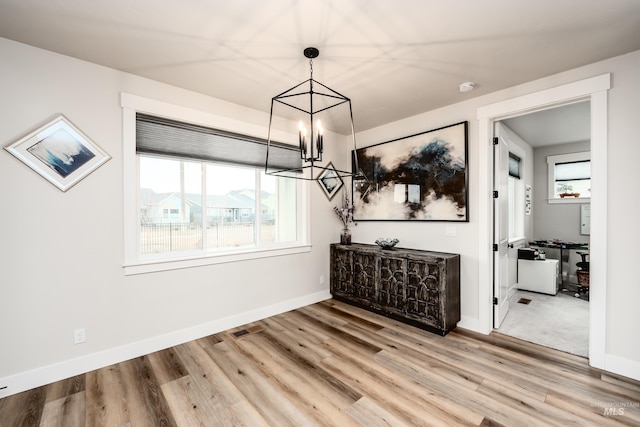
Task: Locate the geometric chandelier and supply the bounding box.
[265,47,359,180]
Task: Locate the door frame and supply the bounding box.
[477,73,610,369]
[493,124,510,328]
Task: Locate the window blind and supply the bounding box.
[136,113,301,172]
[508,153,521,178]
[555,160,590,181]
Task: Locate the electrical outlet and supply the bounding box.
[446,226,457,237]
[74,328,86,344]
[319,275,325,284]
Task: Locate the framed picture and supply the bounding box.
[353,121,468,221]
[4,114,110,192]
[316,161,344,201]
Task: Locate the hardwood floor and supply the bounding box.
[1,299,639,426]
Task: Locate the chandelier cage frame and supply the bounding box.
[265,48,360,180]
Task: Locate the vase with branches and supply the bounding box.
[334,191,355,244]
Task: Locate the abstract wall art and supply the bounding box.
[5,114,110,192]
[353,121,468,221]
[316,161,344,201]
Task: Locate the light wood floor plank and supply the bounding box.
[85,366,129,427]
[0,385,46,426]
[1,299,640,426]
[118,356,177,427]
[39,392,85,427]
[203,340,318,426]
[146,347,188,386]
[43,375,85,403]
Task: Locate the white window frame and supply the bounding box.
[121,93,311,275]
[547,151,591,204]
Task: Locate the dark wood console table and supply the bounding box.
[330,243,461,336]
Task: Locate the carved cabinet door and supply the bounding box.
[331,246,354,296]
[353,251,376,304]
[405,258,442,326]
[378,255,406,314]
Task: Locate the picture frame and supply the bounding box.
[353,121,468,221]
[316,161,344,201]
[4,114,110,192]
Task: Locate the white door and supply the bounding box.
[493,124,510,328]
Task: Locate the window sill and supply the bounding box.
[508,237,527,246]
[547,197,590,204]
[124,244,311,275]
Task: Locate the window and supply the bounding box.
[508,153,521,179]
[139,155,297,256]
[547,151,590,203]
[121,94,310,274]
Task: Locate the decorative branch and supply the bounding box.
[334,191,355,228]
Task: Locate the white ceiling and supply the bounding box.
[1,0,639,134]
[501,101,591,147]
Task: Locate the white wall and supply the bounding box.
[0,38,341,396]
[533,140,591,242]
[1,36,639,394]
[354,50,640,379]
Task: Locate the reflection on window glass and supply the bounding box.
[138,155,297,256]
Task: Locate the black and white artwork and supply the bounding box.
[4,114,110,192]
[316,161,344,201]
[353,121,468,221]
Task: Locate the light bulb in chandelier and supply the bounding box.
[298,121,307,157]
[316,120,323,155]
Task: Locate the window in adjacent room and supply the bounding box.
[547,151,591,203]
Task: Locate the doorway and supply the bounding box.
[477,73,610,369]
[493,103,591,356]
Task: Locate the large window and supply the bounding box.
[121,94,309,274]
[139,156,297,256]
[547,151,590,203]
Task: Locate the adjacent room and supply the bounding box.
[495,102,592,357]
[1,1,640,425]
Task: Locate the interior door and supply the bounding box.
[493,123,510,328]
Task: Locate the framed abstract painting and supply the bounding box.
[316,161,344,201]
[4,114,110,192]
[353,121,468,221]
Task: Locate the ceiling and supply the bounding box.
[1,0,639,134]
[501,101,591,147]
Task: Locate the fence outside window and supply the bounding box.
[140,222,276,254]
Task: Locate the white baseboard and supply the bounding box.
[605,354,640,382]
[0,290,332,399]
[457,315,481,333]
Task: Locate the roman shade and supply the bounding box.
[136,113,301,172]
[555,160,590,181]
[508,153,521,178]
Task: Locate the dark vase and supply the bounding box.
[340,228,352,245]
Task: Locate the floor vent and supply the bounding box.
[518,298,532,305]
[232,329,250,337]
